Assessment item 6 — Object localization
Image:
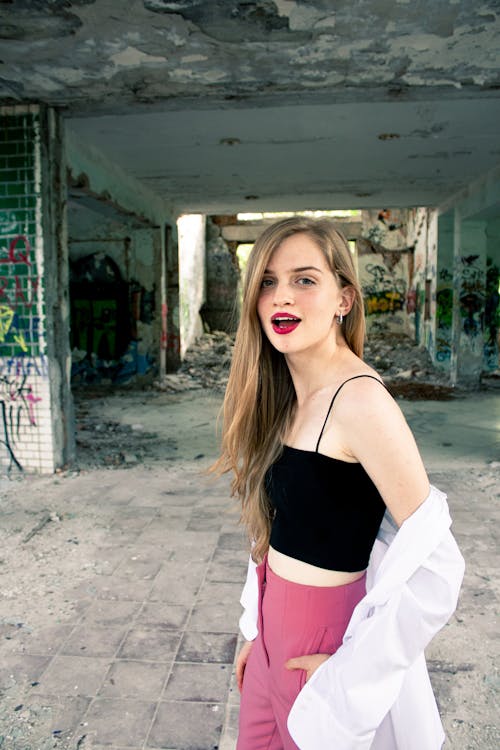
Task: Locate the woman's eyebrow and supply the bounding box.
[263,265,323,274]
[293,265,323,273]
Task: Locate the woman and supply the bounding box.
[213,217,464,749]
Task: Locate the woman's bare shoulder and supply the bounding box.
[334,366,401,422]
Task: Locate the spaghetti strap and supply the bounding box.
[315,374,386,452]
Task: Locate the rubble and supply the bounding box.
[155,331,234,394]
[153,330,455,399]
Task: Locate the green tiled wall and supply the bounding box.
[0,112,42,358]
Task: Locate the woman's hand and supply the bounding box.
[285,653,331,682]
[236,640,254,693]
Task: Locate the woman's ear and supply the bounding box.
[339,285,356,316]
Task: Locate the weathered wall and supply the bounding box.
[418,210,438,357]
[66,127,179,377]
[203,217,239,334]
[68,206,160,383]
[435,168,500,383]
[358,209,417,338]
[0,106,73,473]
[178,214,206,358]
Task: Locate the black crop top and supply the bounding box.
[266,375,387,572]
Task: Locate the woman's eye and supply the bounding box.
[260,278,274,288]
[297,277,314,286]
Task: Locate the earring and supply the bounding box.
[337,313,343,325]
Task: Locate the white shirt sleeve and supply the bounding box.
[287,487,465,750]
[239,552,259,641]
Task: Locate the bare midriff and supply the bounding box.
[268,545,366,587]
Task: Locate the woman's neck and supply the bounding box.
[285,338,355,404]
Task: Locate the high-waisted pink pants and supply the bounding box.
[237,557,366,750]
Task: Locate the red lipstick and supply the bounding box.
[271,312,301,335]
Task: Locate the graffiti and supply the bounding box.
[0,235,39,310]
[406,288,417,314]
[0,373,42,471]
[458,255,484,339]
[435,337,452,362]
[166,332,181,353]
[436,288,453,328]
[362,258,408,328]
[377,209,403,232]
[364,264,407,296]
[484,260,500,370]
[439,268,453,283]
[435,284,453,366]
[0,233,40,358]
[3,235,32,266]
[366,292,404,315]
[0,211,20,236]
[0,305,15,342]
[0,354,48,378]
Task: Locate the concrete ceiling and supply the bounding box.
[1,0,500,214]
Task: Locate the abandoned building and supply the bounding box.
[0,0,499,473]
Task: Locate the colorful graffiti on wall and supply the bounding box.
[435,268,453,364]
[0,234,40,355]
[0,218,44,471]
[0,373,41,471]
[0,110,46,471]
[459,254,484,339]
[359,252,411,335]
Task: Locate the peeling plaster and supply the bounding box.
[0,0,499,109]
[273,0,331,31]
[180,54,208,64]
[111,46,167,67]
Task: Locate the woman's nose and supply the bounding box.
[272,283,294,306]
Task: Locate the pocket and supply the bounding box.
[315,623,345,656]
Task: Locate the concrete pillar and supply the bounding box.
[0,105,73,473]
[164,223,182,372]
[451,215,487,386]
[484,218,500,371]
[435,212,454,371]
[178,214,206,358]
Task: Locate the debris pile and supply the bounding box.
[154,331,234,393]
[154,330,454,399]
[363,334,455,399]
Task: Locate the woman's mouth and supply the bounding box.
[271,314,301,335]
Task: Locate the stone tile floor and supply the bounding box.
[0,466,245,750]
[1,389,499,749]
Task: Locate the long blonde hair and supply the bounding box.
[212,217,365,562]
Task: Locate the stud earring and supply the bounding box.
[337,313,343,325]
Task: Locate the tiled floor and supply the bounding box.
[1,390,498,749]
[0,467,246,750]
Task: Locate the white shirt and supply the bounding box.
[239,485,465,750]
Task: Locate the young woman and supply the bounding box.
[213,217,464,750]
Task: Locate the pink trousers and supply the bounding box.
[237,557,366,750]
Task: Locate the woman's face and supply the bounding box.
[256,232,346,356]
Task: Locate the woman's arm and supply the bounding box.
[335,377,430,525]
